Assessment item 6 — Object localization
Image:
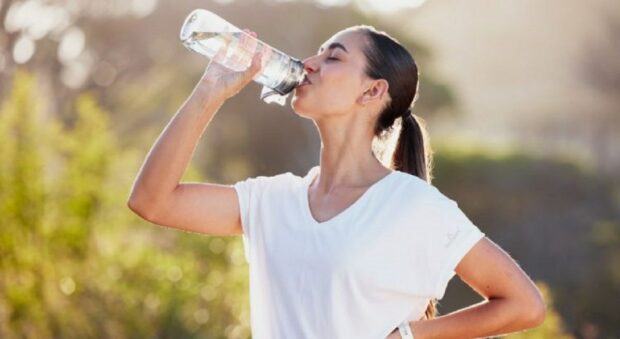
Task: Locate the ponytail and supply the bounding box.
[391,109,437,319]
[392,109,434,183]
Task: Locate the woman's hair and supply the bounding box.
[354,25,437,319]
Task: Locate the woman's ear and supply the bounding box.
[359,79,389,105]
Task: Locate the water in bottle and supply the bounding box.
[180,9,304,105]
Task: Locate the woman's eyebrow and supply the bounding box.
[317,42,349,54]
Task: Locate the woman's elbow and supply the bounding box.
[517,291,547,328]
[127,194,158,222]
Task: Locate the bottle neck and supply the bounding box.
[272,58,304,95]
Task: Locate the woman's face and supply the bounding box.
[291,29,371,117]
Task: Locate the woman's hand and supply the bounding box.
[198,29,264,101]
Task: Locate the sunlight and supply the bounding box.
[359,0,427,13]
[275,0,428,12]
[12,35,35,64]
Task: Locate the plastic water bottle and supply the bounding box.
[179,9,304,105]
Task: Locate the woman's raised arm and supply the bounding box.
[127,30,263,236]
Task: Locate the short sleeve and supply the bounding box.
[421,187,485,300]
[233,175,271,264]
[233,172,292,264]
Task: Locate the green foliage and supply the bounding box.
[0,70,250,338]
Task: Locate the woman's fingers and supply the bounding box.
[240,29,258,69]
[243,29,270,76]
[244,30,263,77]
[247,50,263,77]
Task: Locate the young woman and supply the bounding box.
[128,25,546,338]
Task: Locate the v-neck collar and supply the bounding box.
[302,166,398,226]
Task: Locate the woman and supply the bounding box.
[128,25,546,338]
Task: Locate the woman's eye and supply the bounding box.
[326,57,339,61]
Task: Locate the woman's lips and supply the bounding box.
[298,75,312,87]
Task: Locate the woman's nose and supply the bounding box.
[302,57,318,73]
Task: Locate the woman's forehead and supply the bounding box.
[318,30,365,54]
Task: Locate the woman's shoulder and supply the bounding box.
[392,170,437,193]
[391,170,453,206]
[233,169,305,192]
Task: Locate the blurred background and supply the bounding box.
[1,0,618,338]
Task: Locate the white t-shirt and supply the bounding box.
[233,165,485,339]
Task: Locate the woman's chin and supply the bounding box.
[291,92,303,106]
[291,95,310,115]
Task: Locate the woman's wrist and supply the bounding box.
[193,83,227,106]
[388,320,421,339]
[184,84,226,119]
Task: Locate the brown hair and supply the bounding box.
[355,25,437,319]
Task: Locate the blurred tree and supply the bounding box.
[431,144,620,338]
[0,70,250,338]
